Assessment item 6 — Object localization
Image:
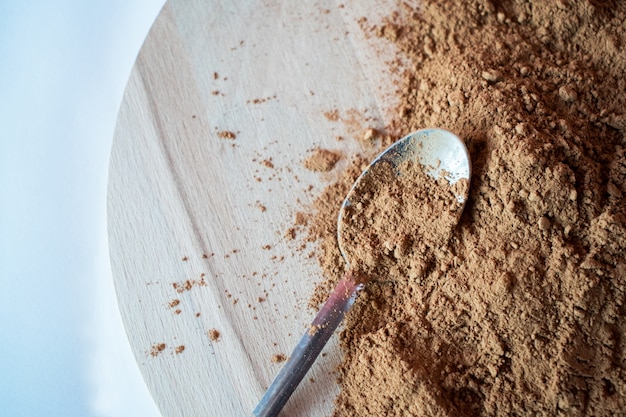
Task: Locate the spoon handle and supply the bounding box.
[252,273,362,417]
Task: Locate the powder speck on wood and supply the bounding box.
[271,353,287,363]
[304,148,342,172]
[208,329,221,341]
[324,109,340,121]
[303,2,626,417]
[149,343,166,357]
[361,127,378,143]
[217,130,236,140]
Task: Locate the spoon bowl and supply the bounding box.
[337,128,471,273]
[253,128,471,417]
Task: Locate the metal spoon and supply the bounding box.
[253,128,471,417]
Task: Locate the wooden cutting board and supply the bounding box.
[107,1,399,415]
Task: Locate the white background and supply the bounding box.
[0,1,166,415]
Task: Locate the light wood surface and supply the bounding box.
[107,1,399,415]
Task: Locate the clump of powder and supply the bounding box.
[208,329,221,342]
[303,2,626,416]
[304,148,342,172]
[271,353,288,363]
[339,158,467,281]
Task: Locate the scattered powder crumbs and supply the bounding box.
[174,345,185,354]
[150,343,166,357]
[334,108,381,145]
[361,127,378,143]
[256,202,267,212]
[246,95,277,104]
[217,130,236,140]
[294,211,308,226]
[271,353,287,363]
[271,254,285,262]
[323,109,340,121]
[169,299,180,308]
[172,277,207,293]
[303,148,342,172]
[208,329,221,341]
[261,159,275,169]
[308,324,322,336]
[284,227,297,240]
[299,2,626,417]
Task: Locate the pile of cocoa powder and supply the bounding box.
[305,2,626,416]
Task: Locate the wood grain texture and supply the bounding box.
[108,1,398,415]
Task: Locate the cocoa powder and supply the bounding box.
[305,2,626,416]
[339,158,467,281]
[304,148,342,172]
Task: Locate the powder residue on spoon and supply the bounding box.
[303,1,626,416]
[340,159,467,281]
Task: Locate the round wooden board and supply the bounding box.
[107,1,398,415]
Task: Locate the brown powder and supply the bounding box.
[261,159,274,169]
[217,130,236,140]
[208,329,221,341]
[294,211,308,226]
[324,109,340,121]
[284,227,297,241]
[271,353,288,363]
[361,127,378,143]
[339,158,467,281]
[304,148,342,172]
[149,343,166,357]
[304,2,626,416]
[172,277,207,293]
